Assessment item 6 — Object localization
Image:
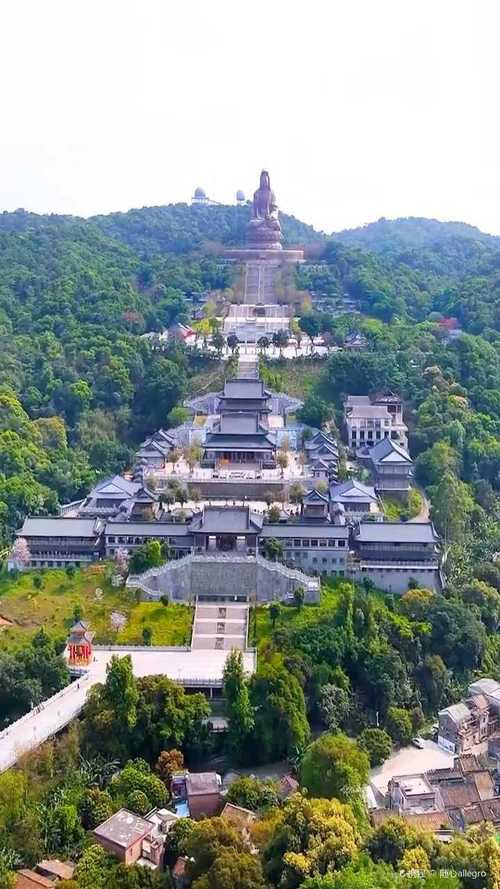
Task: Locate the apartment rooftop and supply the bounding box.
[93,808,152,848]
[391,773,434,797]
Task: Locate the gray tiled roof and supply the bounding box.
[105,522,190,537]
[219,398,271,412]
[367,438,412,464]
[261,523,349,539]
[93,475,140,496]
[190,507,263,534]
[223,379,265,398]
[219,415,260,434]
[303,489,330,504]
[330,480,378,502]
[204,432,275,450]
[20,517,102,538]
[355,522,438,543]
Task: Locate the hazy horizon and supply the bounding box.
[2,0,499,235]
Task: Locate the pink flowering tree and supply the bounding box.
[114,547,129,574]
[11,537,31,567]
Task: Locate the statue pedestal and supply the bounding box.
[222,247,304,262]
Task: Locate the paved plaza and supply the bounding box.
[369,739,454,799]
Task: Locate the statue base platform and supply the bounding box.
[222,247,304,263]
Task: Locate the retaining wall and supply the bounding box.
[128,553,320,603]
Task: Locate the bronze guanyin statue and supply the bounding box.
[247,170,283,249]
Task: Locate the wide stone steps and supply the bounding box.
[244,262,280,305]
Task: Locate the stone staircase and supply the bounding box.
[191,602,249,651]
[244,261,280,305]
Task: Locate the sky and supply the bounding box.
[1,0,499,234]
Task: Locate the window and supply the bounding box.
[320,540,327,547]
[338,540,346,547]
[302,540,309,547]
[311,540,318,547]
[322,557,328,564]
[328,540,336,547]
[294,539,301,547]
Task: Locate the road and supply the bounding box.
[412,486,431,522]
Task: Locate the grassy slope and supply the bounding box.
[260,358,326,398]
[252,581,342,648]
[0,565,192,651]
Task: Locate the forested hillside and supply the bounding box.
[334,215,500,252]
[0,216,228,541]
[1,202,499,548]
[0,202,323,253]
[300,234,500,331]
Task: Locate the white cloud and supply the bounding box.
[1,0,499,233]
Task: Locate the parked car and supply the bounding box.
[411,737,425,749]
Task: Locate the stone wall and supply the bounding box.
[350,565,442,594]
[128,553,320,604]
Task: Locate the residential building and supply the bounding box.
[351,521,441,593]
[370,809,452,840]
[167,322,196,343]
[388,774,438,813]
[468,678,500,712]
[35,861,75,882]
[344,392,408,450]
[17,517,103,569]
[93,809,154,865]
[380,755,498,834]
[93,807,175,869]
[15,873,53,889]
[450,798,500,832]
[221,802,257,840]
[344,332,368,351]
[438,679,500,753]
[185,772,222,819]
